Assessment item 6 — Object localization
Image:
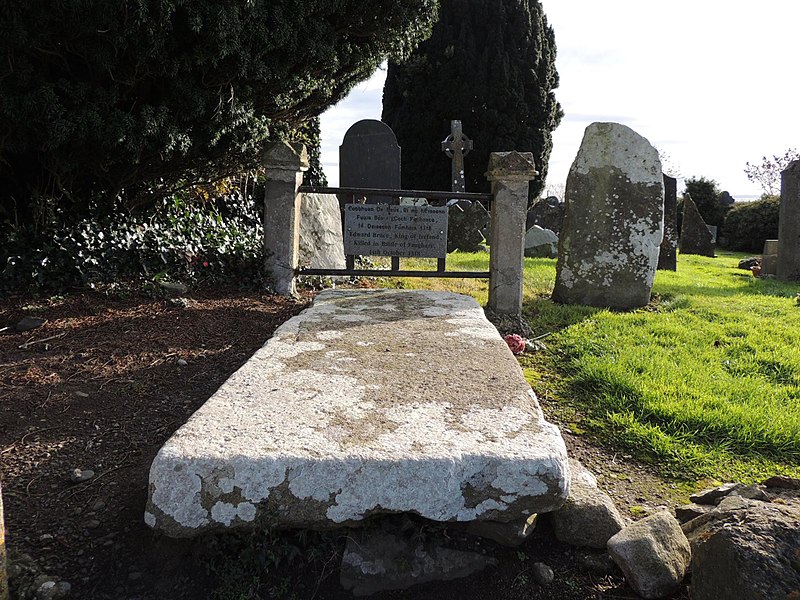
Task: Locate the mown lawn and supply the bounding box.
[392,251,800,482]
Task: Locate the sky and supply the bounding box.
[320,1,800,200]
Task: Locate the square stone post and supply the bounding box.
[777,160,800,281]
[486,152,538,315]
[263,142,309,296]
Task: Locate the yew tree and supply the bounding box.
[0,0,438,225]
[382,0,562,201]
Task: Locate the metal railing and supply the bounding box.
[296,185,492,279]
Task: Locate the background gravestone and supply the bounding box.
[657,174,678,271]
[526,196,565,234]
[552,122,664,309]
[339,119,401,204]
[777,160,800,281]
[679,194,715,257]
[448,200,489,252]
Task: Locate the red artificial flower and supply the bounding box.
[504,334,526,355]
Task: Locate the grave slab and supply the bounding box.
[146,289,570,537]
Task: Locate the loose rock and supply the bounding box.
[531,562,554,586]
[69,469,95,483]
[15,316,46,332]
[687,495,800,600]
[550,459,626,548]
[607,511,690,599]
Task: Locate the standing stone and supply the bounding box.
[298,193,346,270]
[678,194,715,257]
[777,160,800,281]
[657,174,677,271]
[339,120,401,204]
[263,142,309,296]
[486,152,538,316]
[552,122,664,309]
[761,239,779,276]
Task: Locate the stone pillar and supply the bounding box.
[485,152,538,316]
[0,483,8,600]
[777,160,800,281]
[263,142,309,296]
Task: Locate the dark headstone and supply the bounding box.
[657,174,678,271]
[777,160,800,281]
[339,120,401,204]
[526,196,565,234]
[553,122,664,309]
[447,200,488,252]
[678,194,715,257]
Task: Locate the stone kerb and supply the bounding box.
[145,289,570,537]
[485,152,538,317]
[263,141,309,296]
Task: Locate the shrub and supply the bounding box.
[1,183,266,295]
[723,195,780,252]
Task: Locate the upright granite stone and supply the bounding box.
[777,160,800,281]
[298,193,346,271]
[340,120,401,204]
[552,122,664,309]
[146,289,569,537]
[761,239,779,276]
[657,174,677,271]
[447,201,489,253]
[678,194,715,257]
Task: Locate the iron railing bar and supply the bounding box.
[297,269,490,279]
[298,186,492,203]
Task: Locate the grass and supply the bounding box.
[391,251,800,482]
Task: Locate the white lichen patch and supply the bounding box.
[572,122,662,186]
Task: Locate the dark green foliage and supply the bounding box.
[1,186,266,294]
[292,118,328,187]
[683,177,729,227]
[723,195,780,252]
[0,0,436,226]
[382,0,561,201]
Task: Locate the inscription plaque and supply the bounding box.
[344,204,448,258]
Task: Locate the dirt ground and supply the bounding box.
[0,286,691,599]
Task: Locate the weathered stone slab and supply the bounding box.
[552,122,664,309]
[146,289,570,537]
[524,225,558,258]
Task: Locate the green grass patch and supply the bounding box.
[395,251,800,482]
